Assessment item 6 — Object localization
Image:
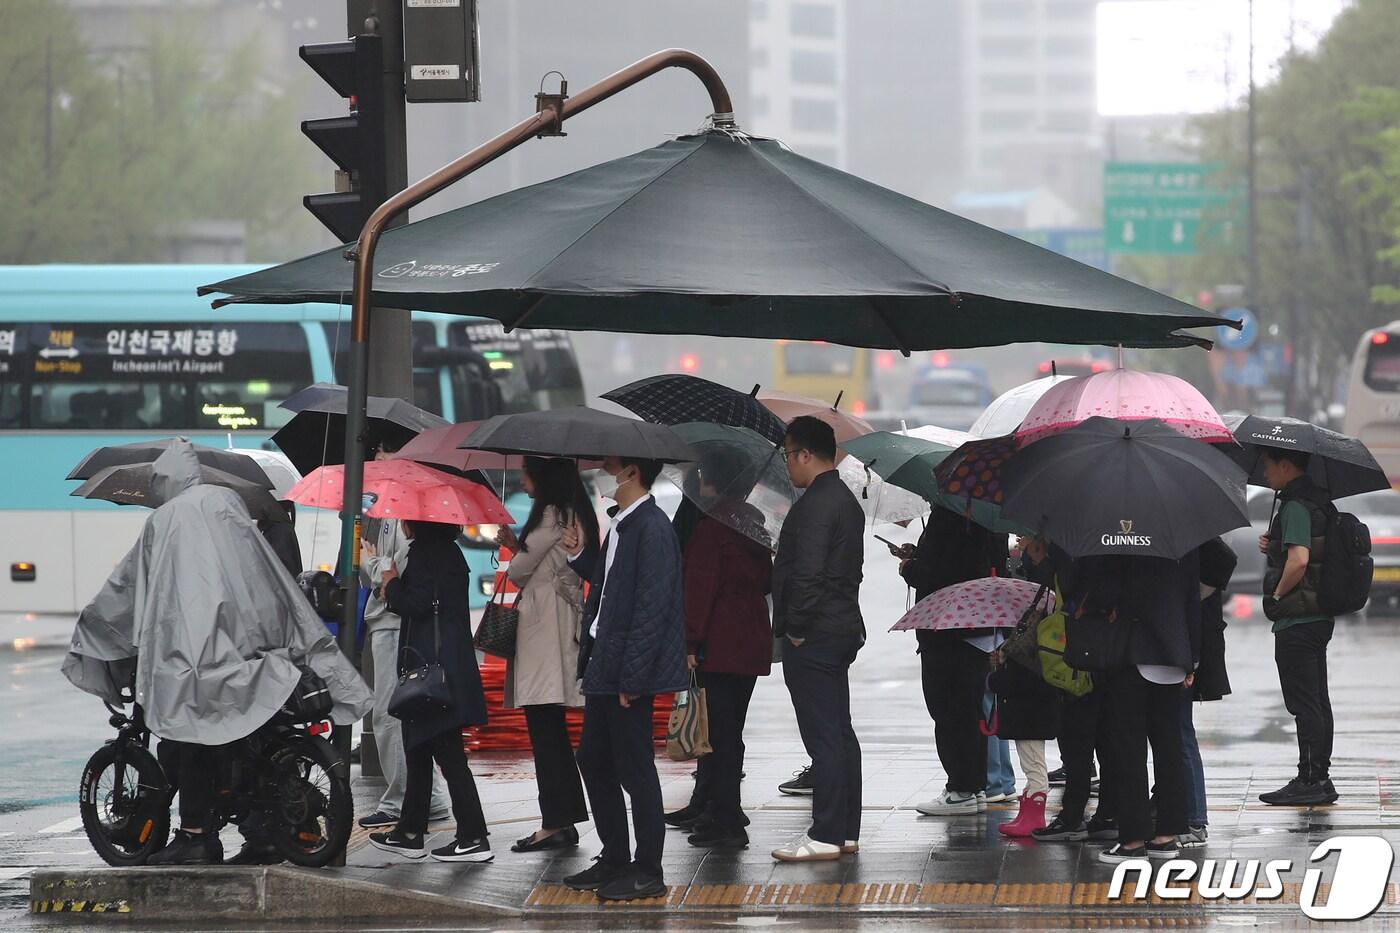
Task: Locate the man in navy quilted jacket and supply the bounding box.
[560,455,687,902]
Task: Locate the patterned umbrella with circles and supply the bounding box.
[890,577,1053,633]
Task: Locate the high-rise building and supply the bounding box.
[961,0,1102,218]
[747,0,847,167]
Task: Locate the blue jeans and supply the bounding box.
[984,690,1016,795]
[1180,691,1207,828]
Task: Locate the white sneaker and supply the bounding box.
[976,791,988,812]
[984,791,1016,803]
[916,791,981,816]
[840,840,859,854]
[771,834,842,862]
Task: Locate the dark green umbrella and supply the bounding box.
[200,131,1232,351]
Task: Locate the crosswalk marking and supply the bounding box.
[38,816,85,835]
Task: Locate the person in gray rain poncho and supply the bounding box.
[63,439,372,865]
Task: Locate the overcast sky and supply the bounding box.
[1098,0,1350,116]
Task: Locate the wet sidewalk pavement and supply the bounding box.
[18,537,1400,924]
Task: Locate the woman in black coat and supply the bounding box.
[369,520,491,863]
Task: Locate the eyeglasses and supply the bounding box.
[779,447,808,461]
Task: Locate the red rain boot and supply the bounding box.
[998,791,1048,838]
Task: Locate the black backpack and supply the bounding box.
[1315,502,1373,615]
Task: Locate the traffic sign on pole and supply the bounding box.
[1216,307,1258,351]
[1104,162,1246,255]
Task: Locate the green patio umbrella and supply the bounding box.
[200,130,1234,352]
[840,431,1031,535]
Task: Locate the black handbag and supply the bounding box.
[388,593,453,721]
[1063,596,1134,673]
[474,577,520,659]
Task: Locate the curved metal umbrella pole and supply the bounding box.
[335,49,736,657]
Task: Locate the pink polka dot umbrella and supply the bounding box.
[287,459,514,526]
[1015,369,1232,446]
[890,576,1054,633]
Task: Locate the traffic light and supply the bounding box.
[300,35,387,243]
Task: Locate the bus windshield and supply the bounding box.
[783,343,856,376]
[1364,340,1400,392]
[447,323,585,418]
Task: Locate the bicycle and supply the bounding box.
[78,682,352,868]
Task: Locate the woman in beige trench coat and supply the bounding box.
[496,457,600,852]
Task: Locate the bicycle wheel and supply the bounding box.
[265,735,351,868]
[79,742,171,866]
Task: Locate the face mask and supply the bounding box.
[597,469,633,502]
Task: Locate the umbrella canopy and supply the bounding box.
[662,422,797,549]
[1222,414,1390,499]
[999,417,1249,559]
[758,390,873,460]
[200,131,1232,351]
[227,448,302,499]
[271,383,449,474]
[72,462,287,523]
[837,455,931,525]
[969,375,1074,438]
[602,374,787,444]
[287,460,514,526]
[1016,369,1232,446]
[68,438,274,488]
[891,577,1050,633]
[841,431,1027,534]
[392,421,509,473]
[462,406,694,463]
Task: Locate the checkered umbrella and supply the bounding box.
[602,374,787,444]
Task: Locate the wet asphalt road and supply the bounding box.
[5,531,1400,929]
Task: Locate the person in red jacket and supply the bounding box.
[663,449,774,849]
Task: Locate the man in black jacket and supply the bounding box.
[561,456,688,901]
[770,417,866,862]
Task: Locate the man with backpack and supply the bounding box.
[1258,448,1344,806]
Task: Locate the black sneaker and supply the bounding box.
[225,842,283,866]
[358,810,398,829]
[779,765,815,796]
[1146,839,1180,859]
[1085,816,1119,841]
[1098,843,1149,864]
[431,836,493,863]
[687,823,749,849]
[597,866,667,901]
[1321,779,1340,803]
[564,857,626,891]
[1047,766,1067,786]
[147,829,222,866]
[1032,815,1088,842]
[664,803,708,829]
[1259,778,1331,806]
[369,829,426,860]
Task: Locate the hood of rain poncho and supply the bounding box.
[62,441,372,745]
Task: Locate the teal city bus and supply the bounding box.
[0,264,585,622]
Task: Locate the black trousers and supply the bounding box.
[523,704,589,829]
[917,630,989,794]
[1274,619,1335,781]
[1103,668,1186,844]
[1058,690,1115,825]
[576,693,664,877]
[399,730,488,841]
[688,672,757,831]
[783,632,863,846]
[158,740,219,831]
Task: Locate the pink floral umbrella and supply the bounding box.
[890,576,1053,632]
[1015,369,1232,446]
[288,460,514,526]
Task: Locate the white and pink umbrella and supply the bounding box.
[288,459,514,526]
[890,576,1053,633]
[1015,369,1232,446]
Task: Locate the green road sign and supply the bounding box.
[1104,162,1246,255]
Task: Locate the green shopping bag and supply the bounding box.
[1036,581,1094,697]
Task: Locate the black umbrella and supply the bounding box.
[271,383,448,474]
[72,463,288,523]
[603,375,787,444]
[999,417,1249,559]
[461,407,694,463]
[200,131,1233,351]
[1222,414,1389,499]
[68,438,273,488]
